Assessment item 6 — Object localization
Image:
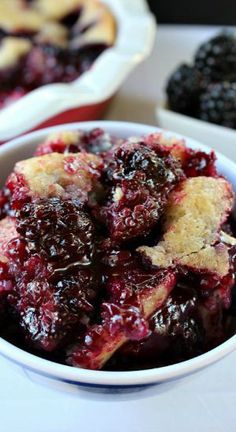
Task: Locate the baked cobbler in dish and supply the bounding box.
[0,0,116,108]
[0,128,235,370]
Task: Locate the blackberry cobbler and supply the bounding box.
[0,0,116,108]
[0,128,235,371]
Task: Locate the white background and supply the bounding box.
[1,26,236,432]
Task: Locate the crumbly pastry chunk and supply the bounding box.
[34,0,84,20]
[10,152,103,201]
[0,38,32,69]
[34,0,116,46]
[45,131,82,148]
[138,177,235,276]
[70,0,116,47]
[35,22,69,48]
[0,1,46,32]
[0,0,116,46]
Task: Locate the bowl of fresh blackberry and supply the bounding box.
[157,32,236,155]
[0,120,235,394]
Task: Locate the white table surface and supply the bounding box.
[1,25,236,432]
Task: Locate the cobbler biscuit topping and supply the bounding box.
[0,128,235,370]
[138,177,234,274]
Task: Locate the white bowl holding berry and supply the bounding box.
[0,121,235,395]
[156,31,236,161]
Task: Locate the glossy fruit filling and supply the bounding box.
[0,43,108,109]
[0,128,235,371]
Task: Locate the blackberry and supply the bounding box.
[2,227,97,352]
[98,141,183,242]
[150,286,203,348]
[166,64,202,116]
[11,258,96,351]
[16,197,94,264]
[199,82,236,129]
[194,33,236,81]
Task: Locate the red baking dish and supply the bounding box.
[0,0,156,143]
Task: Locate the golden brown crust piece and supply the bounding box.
[70,0,116,47]
[35,0,116,47]
[0,37,32,69]
[0,1,46,32]
[14,152,102,199]
[35,22,69,48]
[138,177,235,277]
[34,0,84,20]
[45,130,82,147]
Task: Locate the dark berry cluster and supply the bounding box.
[200,83,236,129]
[16,198,94,265]
[6,197,97,350]
[0,42,105,107]
[3,204,97,351]
[194,33,236,82]
[166,64,203,117]
[166,32,236,129]
[8,252,96,351]
[97,141,183,242]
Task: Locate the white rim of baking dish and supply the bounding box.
[0,0,156,142]
[0,120,236,387]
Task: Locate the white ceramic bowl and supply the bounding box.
[0,121,236,395]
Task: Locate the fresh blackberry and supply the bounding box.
[199,82,236,129]
[166,64,202,116]
[194,33,236,81]
[16,197,95,265]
